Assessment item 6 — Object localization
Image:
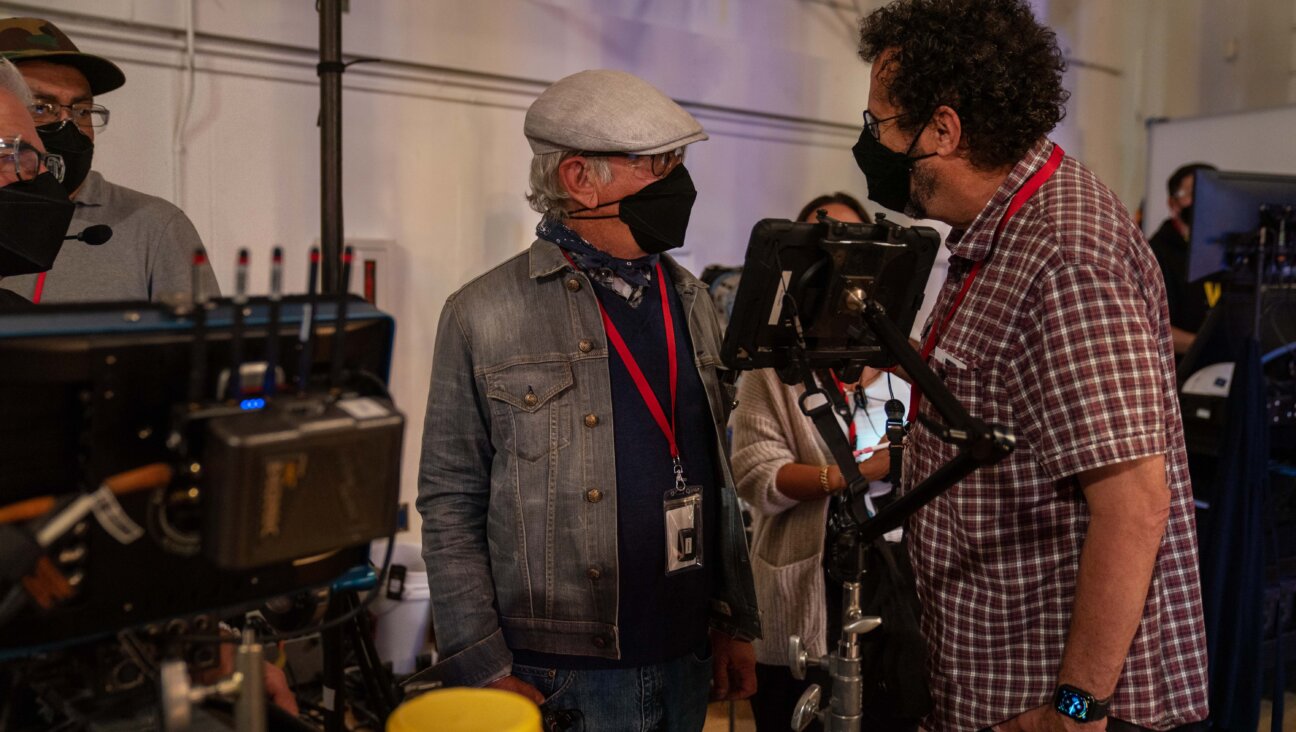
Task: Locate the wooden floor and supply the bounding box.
[703,701,757,732]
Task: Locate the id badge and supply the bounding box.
[664,486,704,576]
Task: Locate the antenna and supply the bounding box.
[297,247,320,394]
[329,246,354,393]
[264,246,284,397]
[227,249,250,401]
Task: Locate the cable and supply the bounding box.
[172,534,396,645]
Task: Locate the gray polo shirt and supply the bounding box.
[0,171,220,303]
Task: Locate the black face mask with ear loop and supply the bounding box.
[37,120,94,195]
[851,114,935,215]
[0,171,76,276]
[568,164,698,254]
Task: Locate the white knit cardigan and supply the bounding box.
[730,368,836,666]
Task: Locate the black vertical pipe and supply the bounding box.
[319,0,344,294]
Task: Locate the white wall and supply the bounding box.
[4,0,880,543]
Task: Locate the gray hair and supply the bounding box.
[525,151,612,220]
[0,58,32,107]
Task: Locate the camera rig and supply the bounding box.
[721,214,1015,732]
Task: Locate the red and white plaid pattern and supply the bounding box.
[903,139,1209,731]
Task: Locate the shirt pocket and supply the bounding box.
[485,360,574,462]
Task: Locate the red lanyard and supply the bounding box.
[908,144,1065,422]
[828,369,857,445]
[565,254,681,459]
[32,272,47,304]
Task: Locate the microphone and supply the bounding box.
[63,225,113,246]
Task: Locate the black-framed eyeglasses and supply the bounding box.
[862,109,911,141]
[575,148,683,178]
[0,136,65,183]
[29,100,111,129]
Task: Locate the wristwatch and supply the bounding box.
[1053,684,1111,723]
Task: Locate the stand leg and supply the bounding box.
[320,594,346,732]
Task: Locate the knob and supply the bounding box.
[791,684,822,731]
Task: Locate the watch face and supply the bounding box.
[1056,688,1091,721]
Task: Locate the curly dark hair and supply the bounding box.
[858,0,1069,171]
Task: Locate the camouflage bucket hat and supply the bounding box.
[0,17,125,95]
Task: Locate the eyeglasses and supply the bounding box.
[862,109,910,141]
[577,148,684,178]
[0,136,65,183]
[29,100,111,129]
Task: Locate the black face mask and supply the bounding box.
[570,163,698,254]
[37,120,94,195]
[0,172,75,276]
[851,122,935,215]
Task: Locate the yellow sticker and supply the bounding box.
[1204,281,1222,309]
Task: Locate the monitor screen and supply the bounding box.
[1189,169,1296,281]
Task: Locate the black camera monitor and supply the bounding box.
[0,299,401,652]
[721,217,941,374]
[1189,169,1296,281]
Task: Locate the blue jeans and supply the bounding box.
[511,648,713,732]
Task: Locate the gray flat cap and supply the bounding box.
[524,69,707,155]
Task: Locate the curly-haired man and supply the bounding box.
[851,2,1209,731]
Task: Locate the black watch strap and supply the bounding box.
[1053,684,1111,723]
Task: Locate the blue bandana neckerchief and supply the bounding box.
[537,218,658,306]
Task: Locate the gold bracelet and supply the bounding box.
[818,465,833,494]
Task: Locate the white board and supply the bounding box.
[1143,104,1296,237]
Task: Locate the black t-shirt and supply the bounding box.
[1148,218,1218,333]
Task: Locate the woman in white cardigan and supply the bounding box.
[732,362,907,731]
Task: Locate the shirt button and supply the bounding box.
[523,392,539,407]
[578,339,593,353]
[584,413,599,428]
[566,277,582,292]
[585,488,603,503]
[592,635,607,649]
[586,567,601,580]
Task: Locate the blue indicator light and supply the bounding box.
[240,398,266,411]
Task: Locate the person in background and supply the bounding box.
[853,0,1208,729]
[0,17,218,303]
[416,69,759,730]
[1147,162,1220,356]
[795,191,871,226]
[731,193,919,732]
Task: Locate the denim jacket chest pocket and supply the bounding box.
[485,360,575,462]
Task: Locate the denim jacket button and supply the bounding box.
[591,635,607,648]
[583,413,599,428]
[566,277,582,292]
[524,392,539,407]
[586,567,601,580]
[578,339,593,353]
[585,488,603,503]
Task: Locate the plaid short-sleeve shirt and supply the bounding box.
[903,139,1209,731]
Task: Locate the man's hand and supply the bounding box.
[709,629,757,701]
[994,703,1105,732]
[487,674,545,705]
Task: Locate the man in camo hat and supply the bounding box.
[0,17,217,303]
[417,69,760,728]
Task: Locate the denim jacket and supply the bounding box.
[417,239,760,687]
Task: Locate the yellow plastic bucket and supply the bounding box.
[387,688,542,732]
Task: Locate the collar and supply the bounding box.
[945,138,1057,263]
[70,170,107,207]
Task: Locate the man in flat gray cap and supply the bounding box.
[417,69,760,728]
